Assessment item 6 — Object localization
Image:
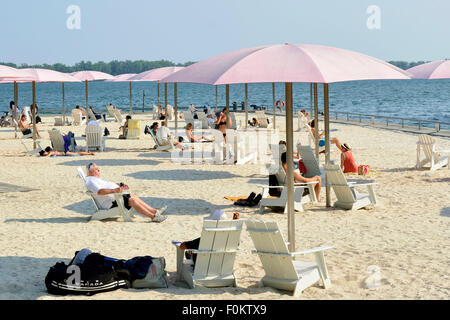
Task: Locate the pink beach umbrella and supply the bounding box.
[129,67,185,113]
[160,43,411,251]
[70,71,114,109]
[407,60,450,79]
[0,65,33,80]
[22,68,81,126]
[105,74,138,114]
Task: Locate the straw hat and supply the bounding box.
[204,210,227,221]
[342,143,352,151]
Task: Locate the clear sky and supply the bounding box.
[1,0,449,65]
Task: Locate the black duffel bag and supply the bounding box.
[45,253,131,296]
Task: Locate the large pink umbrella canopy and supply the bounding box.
[128,67,185,82]
[105,73,137,82]
[407,60,450,79]
[160,43,412,252]
[160,44,411,85]
[70,70,114,81]
[70,71,114,109]
[0,65,34,80]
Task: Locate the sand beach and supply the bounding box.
[0,112,448,300]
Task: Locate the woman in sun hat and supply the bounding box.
[331,137,358,173]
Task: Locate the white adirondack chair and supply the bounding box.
[166,105,174,121]
[77,167,134,222]
[324,164,378,210]
[126,119,141,139]
[228,112,239,130]
[152,105,159,120]
[71,109,86,126]
[113,109,126,128]
[150,131,174,152]
[106,105,116,120]
[21,134,43,156]
[48,129,67,152]
[298,145,326,186]
[85,125,105,152]
[197,112,211,129]
[259,144,317,213]
[174,219,244,288]
[416,134,449,171]
[297,111,310,132]
[183,111,200,129]
[22,106,32,123]
[245,220,332,296]
[255,111,272,129]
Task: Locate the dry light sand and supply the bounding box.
[0,112,448,300]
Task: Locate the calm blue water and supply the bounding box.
[1,80,449,126]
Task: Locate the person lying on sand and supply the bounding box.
[179,211,241,266]
[38,146,94,157]
[85,163,167,223]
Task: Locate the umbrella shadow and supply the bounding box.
[0,256,71,300]
[140,197,230,216]
[440,207,450,218]
[4,217,90,224]
[379,167,417,173]
[247,178,267,185]
[138,152,173,159]
[125,169,241,181]
[56,158,161,167]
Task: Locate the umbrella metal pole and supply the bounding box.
[32,81,37,150]
[164,83,168,111]
[324,84,331,207]
[285,82,295,253]
[226,84,230,128]
[174,82,178,130]
[215,85,218,113]
[245,84,248,129]
[310,83,313,117]
[85,80,88,109]
[272,83,276,130]
[314,83,319,159]
[62,82,65,125]
[130,81,133,114]
[157,81,160,106]
[14,81,18,138]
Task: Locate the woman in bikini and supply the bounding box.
[215,108,232,142]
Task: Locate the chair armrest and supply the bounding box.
[349,182,378,187]
[294,181,318,186]
[291,245,333,256]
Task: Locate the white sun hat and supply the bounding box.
[204,210,227,221]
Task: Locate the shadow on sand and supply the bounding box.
[125,169,241,181]
[56,158,161,167]
[440,207,450,218]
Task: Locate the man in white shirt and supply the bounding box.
[156,121,184,149]
[85,163,167,222]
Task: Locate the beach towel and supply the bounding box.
[224,196,248,202]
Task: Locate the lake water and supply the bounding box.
[1,79,449,127]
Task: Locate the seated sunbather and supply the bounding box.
[331,137,358,173]
[85,163,167,223]
[156,120,185,150]
[281,152,322,201]
[18,114,41,138]
[186,123,214,143]
[248,117,260,127]
[39,146,94,157]
[179,211,241,266]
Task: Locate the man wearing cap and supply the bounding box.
[85,163,167,222]
[179,211,241,265]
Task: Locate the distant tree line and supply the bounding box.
[0,60,430,74]
[0,60,196,76]
[387,61,430,70]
